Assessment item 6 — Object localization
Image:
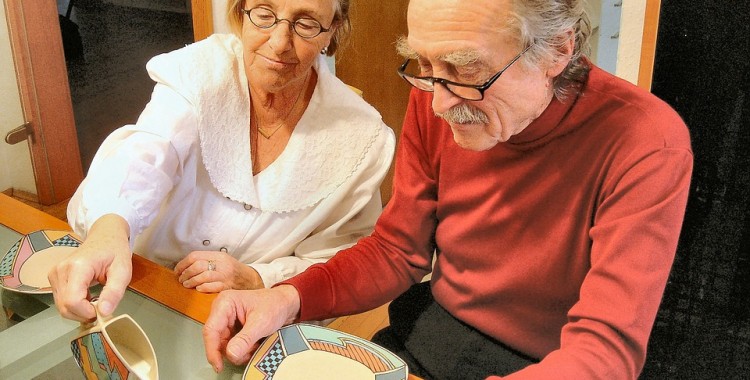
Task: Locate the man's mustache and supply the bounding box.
[436,103,489,125]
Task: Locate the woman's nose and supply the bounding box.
[268,21,294,52]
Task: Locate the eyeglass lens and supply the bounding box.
[399,61,484,101]
[245,7,325,39]
[399,43,531,101]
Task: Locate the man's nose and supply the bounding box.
[431,84,464,116]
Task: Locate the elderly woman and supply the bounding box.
[49,0,395,322]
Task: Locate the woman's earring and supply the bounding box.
[320,46,329,55]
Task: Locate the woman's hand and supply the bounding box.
[48,214,132,322]
[174,251,264,292]
[202,285,301,372]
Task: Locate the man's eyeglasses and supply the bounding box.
[397,44,533,101]
[241,7,331,39]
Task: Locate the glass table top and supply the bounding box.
[0,224,245,379]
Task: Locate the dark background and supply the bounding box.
[642,1,750,378]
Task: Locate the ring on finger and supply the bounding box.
[207,260,216,271]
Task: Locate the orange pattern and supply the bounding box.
[309,338,393,373]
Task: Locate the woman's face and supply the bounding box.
[241,0,337,93]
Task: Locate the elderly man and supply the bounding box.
[203,0,693,378]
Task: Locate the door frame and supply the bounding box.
[4,0,211,206]
[638,0,661,90]
[5,0,82,205]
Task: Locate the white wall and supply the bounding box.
[0,3,36,193]
[212,0,230,33]
[616,0,647,85]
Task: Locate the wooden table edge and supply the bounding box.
[0,193,215,323]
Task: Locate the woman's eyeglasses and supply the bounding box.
[242,7,331,39]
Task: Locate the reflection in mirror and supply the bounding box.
[56,0,194,171]
[586,0,622,75]
[586,0,654,88]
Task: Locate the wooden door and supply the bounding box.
[334,1,410,204]
[4,0,83,205]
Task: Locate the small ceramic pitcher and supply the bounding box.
[70,299,158,380]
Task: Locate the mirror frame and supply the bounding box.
[638,0,661,90]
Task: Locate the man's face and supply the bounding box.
[405,0,558,151]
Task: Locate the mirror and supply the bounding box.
[196,0,658,90]
[587,0,622,74]
[587,0,659,89]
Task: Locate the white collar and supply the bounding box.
[153,34,384,212]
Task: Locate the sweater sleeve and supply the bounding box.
[282,90,437,319]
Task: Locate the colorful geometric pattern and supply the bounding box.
[0,229,81,292]
[244,324,408,380]
[71,331,130,380]
[309,338,395,373]
[0,241,20,276]
[53,234,81,247]
[254,337,284,379]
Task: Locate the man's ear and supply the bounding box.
[546,30,575,77]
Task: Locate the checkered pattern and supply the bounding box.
[0,241,20,277]
[256,339,284,378]
[70,340,83,369]
[53,235,81,247]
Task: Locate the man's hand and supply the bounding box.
[202,285,301,372]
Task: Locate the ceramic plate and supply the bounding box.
[0,229,82,294]
[244,323,408,380]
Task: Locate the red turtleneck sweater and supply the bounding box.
[283,65,692,379]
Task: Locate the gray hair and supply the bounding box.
[226,0,351,56]
[509,0,592,100]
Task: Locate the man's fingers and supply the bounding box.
[226,330,260,365]
[203,322,229,372]
[203,296,240,372]
[202,292,264,368]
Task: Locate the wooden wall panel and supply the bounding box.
[335,2,410,205]
[191,0,213,41]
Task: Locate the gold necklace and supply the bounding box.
[256,121,285,139]
[254,75,308,139]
